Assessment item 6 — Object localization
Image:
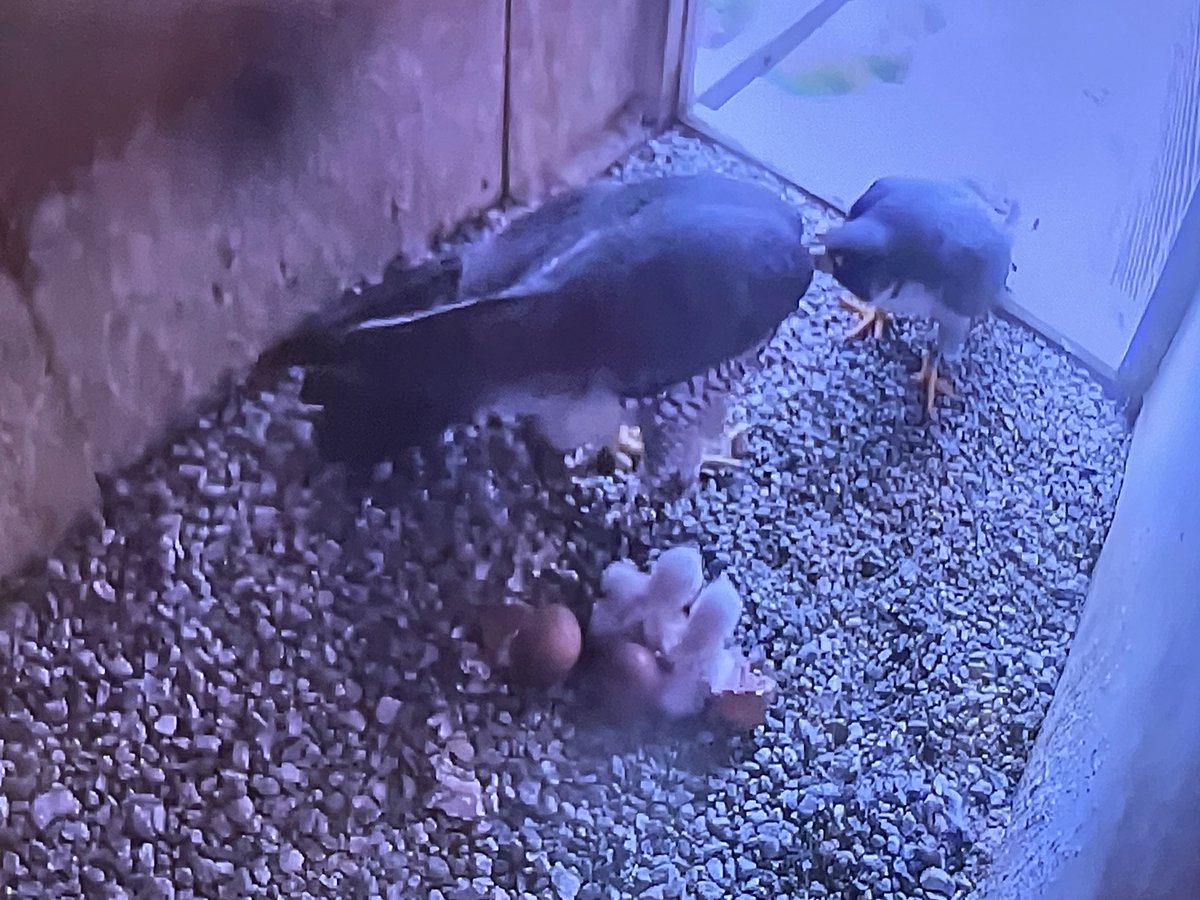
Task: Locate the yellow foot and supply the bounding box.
[700,423,751,476]
[838,295,889,341]
[614,424,644,472]
[911,352,957,415]
[562,425,644,475]
[612,424,750,476]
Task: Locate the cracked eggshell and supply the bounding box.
[710,689,772,731]
[708,651,777,731]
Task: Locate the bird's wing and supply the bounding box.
[349,180,811,402]
[280,175,812,465]
[266,254,463,371]
[460,173,799,297]
[458,178,630,298]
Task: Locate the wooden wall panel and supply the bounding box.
[0,0,505,575]
[506,0,676,204]
[0,0,687,576]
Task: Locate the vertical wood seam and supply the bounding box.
[500,0,514,202]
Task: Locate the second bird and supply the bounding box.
[270,173,817,486]
[814,176,1018,414]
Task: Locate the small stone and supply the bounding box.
[43,699,68,723]
[279,763,302,784]
[195,735,221,753]
[228,797,256,827]
[279,847,305,874]
[550,863,582,900]
[517,780,540,806]
[31,787,80,832]
[154,714,177,736]
[375,696,402,726]
[252,776,281,798]
[128,799,166,840]
[920,867,955,896]
[105,656,135,678]
[446,738,475,764]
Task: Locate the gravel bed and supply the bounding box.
[0,131,1131,899]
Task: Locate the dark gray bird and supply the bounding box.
[269,173,815,485]
[813,176,1017,413]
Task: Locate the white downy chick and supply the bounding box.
[669,574,742,659]
[590,559,652,641]
[642,546,704,653]
[655,574,743,718]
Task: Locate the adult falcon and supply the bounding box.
[267,173,816,485]
[813,176,1018,413]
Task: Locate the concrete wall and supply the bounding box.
[976,288,1200,897]
[0,1,676,577]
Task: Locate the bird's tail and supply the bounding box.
[255,253,469,465]
[261,254,463,372]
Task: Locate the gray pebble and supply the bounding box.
[376,696,402,726]
[920,866,956,896]
[228,797,256,827]
[31,787,80,832]
[427,856,451,881]
[550,863,582,900]
[279,847,305,874]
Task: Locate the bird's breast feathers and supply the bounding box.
[870,281,941,319]
[484,382,631,453]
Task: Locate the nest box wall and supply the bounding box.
[0,0,677,577]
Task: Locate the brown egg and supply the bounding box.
[509,604,582,687]
[606,640,662,691]
[593,639,664,720]
[478,601,534,664]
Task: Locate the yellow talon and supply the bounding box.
[611,422,751,477]
[700,423,751,475]
[838,294,889,341]
[911,352,957,415]
[613,424,644,471]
